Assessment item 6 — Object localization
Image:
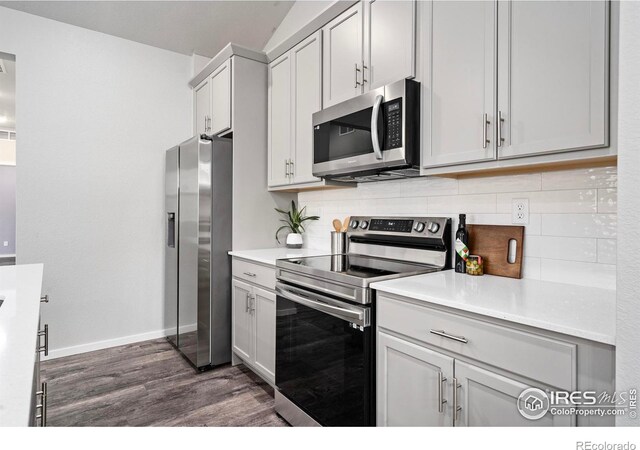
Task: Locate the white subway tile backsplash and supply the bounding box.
[496,190,597,214]
[524,236,597,262]
[540,166,617,190]
[597,189,617,213]
[458,173,541,195]
[541,214,617,238]
[299,166,617,289]
[597,239,617,265]
[540,259,616,290]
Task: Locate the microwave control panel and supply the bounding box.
[384,99,403,149]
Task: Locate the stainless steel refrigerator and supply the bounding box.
[165,136,232,369]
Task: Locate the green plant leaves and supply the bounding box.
[274,200,320,243]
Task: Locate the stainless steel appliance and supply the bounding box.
[274,216,452,426]
[164,136,233,370]
[312,79,420,182]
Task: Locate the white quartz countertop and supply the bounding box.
[371,271,616,345]
[228,248,331,266]
[0,264,44,427]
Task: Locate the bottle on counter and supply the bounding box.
[454,214,469,273]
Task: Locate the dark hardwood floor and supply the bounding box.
[41,338,287,427]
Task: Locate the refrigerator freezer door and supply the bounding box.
[178,137,212,367]
[164,146,179,349]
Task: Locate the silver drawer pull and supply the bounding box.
[243,272,257,277]
[430,329,468,344]
[37,324,49,356]
[40,295,49,303]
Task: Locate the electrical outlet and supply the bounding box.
[2,241,7,247]
[512,199,529,225]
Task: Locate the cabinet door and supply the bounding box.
[252,287,276,383]
[194,79,210,136]
[454,360,574,426]
[210,59,232,135]
[268,53,292,187]
[364,0,416,91]
[231,279,253,361]
[292,31,322,185]
[322,2,364,108]
[377,331,454,426]
[497,1,608,158]
[423,1,496,167]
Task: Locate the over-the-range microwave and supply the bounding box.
[312,78,420,183]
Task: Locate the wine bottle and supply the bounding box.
[454,214,469,273]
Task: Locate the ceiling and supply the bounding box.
[0,1,295,57]
[0,56,16,130]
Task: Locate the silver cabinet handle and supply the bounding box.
[362,61,368,86]
[289,159,294,177]
[37,324,49,356]
[204,116,207,133]
[249,294,256,314]
[354,63,361,88]
[243,272,256,278]
[453,378,462,425]
[429,329,468,344]
[40,295,49,303]
[482,113,491,149]
[438,371,447,413]
[245,292,250,313]
[371,95,384,160]
[35,381,47,427]
[285,159,290,177]
[497,110,505,147]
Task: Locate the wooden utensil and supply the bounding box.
[332,219,343,233]
[342,217,350,232]
[467,225,525,279]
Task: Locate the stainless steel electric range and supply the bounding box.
[274,216,453,427]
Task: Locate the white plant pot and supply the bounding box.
[286,233,303,249]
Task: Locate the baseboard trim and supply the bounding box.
[43,324,197,361]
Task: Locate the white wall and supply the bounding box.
[299,165,617,290]
[0,7,193,358]
[616,0,640,427]
[263,0,333,54]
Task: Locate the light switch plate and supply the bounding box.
[512,198,529,225]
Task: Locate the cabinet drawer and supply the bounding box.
[378,295,576,391]
[232,259,276,291]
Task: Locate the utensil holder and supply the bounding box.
[331,231,347,254]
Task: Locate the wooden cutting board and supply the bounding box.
[467,225,525,279]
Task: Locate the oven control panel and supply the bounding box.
[348,216,450,239]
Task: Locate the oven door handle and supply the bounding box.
[276,285,369,327]
[371,94,384,160]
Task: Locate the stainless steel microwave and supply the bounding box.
[312,79,420,182]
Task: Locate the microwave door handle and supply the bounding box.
[371,94,384,160]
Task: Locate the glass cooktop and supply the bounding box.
[277,254,439,284]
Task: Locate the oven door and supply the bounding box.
[312,87,408,178]
[275,282,373,426]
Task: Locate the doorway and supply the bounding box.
[0,51,16,266]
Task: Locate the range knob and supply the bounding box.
[414,222,426,233]
[349,219,359,229]
[427,222,440,233]
[360,220,369,229]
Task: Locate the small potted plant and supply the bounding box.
[275,200,319,248]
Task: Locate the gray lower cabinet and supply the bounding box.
[231,259,276,384]
[376,293,614,427]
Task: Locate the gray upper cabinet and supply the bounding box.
[194,79,210,136]
[421,0,610,171]
[323,0,416,108]
[322,2,364,108]
[209,59,232,136]
[423,1,497,167]
[377,331,454,426]
[268,31,323,189]
[496,1,608,158]
[364,0,416,91]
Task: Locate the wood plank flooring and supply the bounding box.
[41,338,288,427]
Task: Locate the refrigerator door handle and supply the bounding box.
[167,212,176,248]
